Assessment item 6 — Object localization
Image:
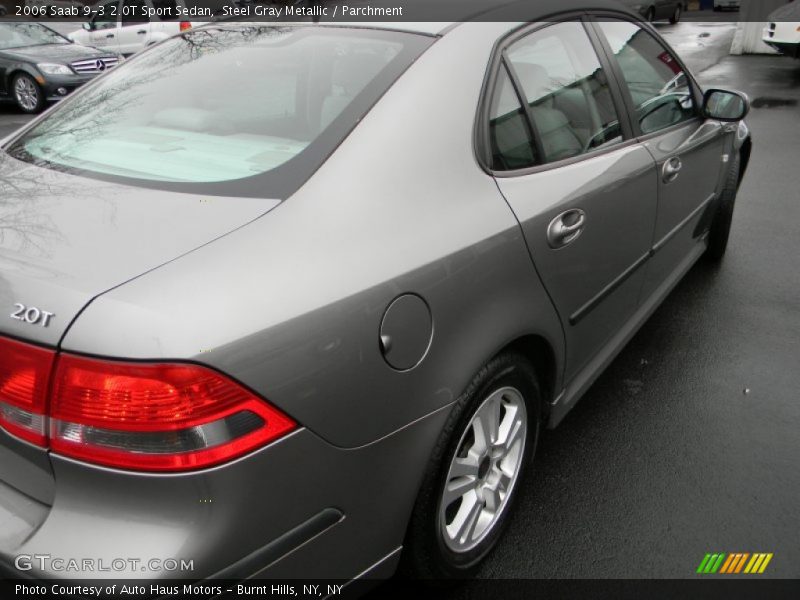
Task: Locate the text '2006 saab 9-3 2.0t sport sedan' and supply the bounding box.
[0,0,751,585]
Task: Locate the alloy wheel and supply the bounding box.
[14,76,40,112]
[439,386,527,553]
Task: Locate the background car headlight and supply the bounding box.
[37,63,73,76]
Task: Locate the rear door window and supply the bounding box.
[504,21,624,165]
[489,64,539,170]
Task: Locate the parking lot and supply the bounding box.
[1,15,798,586]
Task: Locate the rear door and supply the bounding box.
[592,19,726,302]
[487,20,658,383]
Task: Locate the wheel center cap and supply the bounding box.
[478,456,491,480]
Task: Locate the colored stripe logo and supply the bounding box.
[697,553,773,574]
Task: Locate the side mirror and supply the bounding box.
[83,22,93,31]
[703,88,750,122]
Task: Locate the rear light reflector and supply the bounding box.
[180,21,192,32]
[0,335,296,471]
[0,337,54,446]
[49,355,296,471]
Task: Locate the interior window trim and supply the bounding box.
[586,14,706,141]
[475,12,640,178]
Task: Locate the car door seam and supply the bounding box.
[568,191,716,326]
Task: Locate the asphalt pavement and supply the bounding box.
[1,15,798,587]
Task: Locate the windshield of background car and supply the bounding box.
[0,23,69,49]
[5,25,433,198]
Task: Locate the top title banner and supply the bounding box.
[2,0,799,23]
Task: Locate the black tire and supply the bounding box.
[670,4,682,24]
[12,73,45,114]
[400,352,542,580]
[705,153,741,262]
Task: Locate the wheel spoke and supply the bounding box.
[484,483,502,513]
[502,414,524,455]
[474,396,500,453]
[442,474,477,508]
[449,452,480,479]
[454,495,483,544]
[496,466,512,492]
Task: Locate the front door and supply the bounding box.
[488,20,659,382]
[593,19,727,302]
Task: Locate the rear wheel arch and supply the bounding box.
[499,334,558,422]
[400,350,543,578]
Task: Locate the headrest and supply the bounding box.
[512,62,552,103]
[331,52,387,95]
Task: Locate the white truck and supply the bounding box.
[763,2,800,58]
[68,0,236,56]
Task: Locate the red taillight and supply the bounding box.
[179,21,192,32]
[0,336,54,446]
[0,336,296,471]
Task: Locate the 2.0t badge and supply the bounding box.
[10,303,55,327]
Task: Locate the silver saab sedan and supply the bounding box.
[0,0,751,585]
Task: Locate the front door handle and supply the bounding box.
[662,156,682,183]
[105,33,115,38]
[137,30,147,35]
[547,209,586,249]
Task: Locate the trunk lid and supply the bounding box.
[0,154,277,347]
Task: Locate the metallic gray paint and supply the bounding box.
[0,155,278,346]
[496,144,659,382]
[0,12,749,582]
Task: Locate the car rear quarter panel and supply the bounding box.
[61,22,565,449]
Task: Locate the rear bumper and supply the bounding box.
[0,404,449,581]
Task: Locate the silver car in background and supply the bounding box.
[0,0,751,584]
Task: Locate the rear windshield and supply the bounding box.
[5,25,432,199]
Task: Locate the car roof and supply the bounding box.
[326,0,638,36]
[213,1,638,37]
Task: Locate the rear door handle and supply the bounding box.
[547,209,586,249]
[137,30,147,35]
[662,156,682,183]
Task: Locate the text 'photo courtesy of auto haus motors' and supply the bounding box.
[0,0,779,588]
